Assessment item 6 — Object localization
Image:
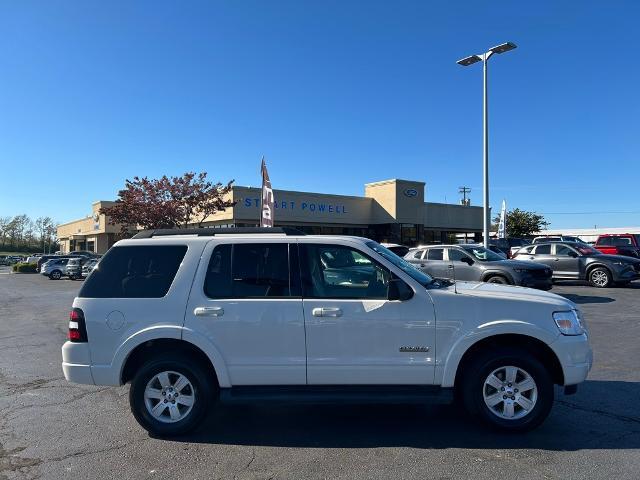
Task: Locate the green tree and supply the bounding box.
[493,208,550,238]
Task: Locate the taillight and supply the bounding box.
[68,308,88,342]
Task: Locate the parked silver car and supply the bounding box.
[405,244,553,289]
[41,257,71,280]
[513,242,640,287]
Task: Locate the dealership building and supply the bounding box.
[57,179,483,254]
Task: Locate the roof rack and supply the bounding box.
[132,227,306,239]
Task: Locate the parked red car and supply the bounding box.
[594,234,640,259]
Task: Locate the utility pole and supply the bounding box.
[458,186,471,206]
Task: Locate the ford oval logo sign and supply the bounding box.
[404,188,418,198]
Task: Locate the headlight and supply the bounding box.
[553,310,585,335]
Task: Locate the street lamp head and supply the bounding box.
[457,55,482,67]
[489,42,517,55]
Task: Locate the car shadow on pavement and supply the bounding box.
[169,380,640,451]
[559,293,615,304]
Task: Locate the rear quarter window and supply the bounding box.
[79,245,187,298]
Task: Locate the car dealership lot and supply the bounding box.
[1,273,639,479]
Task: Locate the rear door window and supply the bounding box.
[204,243,291,298]
[79,245,187,298]
[533,245,551,255]
[426,248,444,261]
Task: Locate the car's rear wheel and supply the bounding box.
[486,275,510,285]
[130,354,215,436]
[460,347,554,432]
[50,270,62,280]
[588,267,612,288]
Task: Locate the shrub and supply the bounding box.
[12,262,37,273]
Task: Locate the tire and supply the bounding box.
[50,270,62,280]
[460,347,554,432]
[588,267,612,288]
[486,275,510,285]
[129,354,216,437]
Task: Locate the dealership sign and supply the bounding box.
[243,197,348,214]
[403,188,418,197]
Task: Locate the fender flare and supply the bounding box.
[104,326,230,388]
[439,320,559,388]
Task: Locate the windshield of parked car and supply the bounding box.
[366,241,434,287]
[462,246,505,262]
[576,245,600,255]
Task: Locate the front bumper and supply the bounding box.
[61,341,95,385]
[611,265,640,282]
[549,333,593,386]
[516,272,553,290]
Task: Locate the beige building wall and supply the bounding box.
[57,201,126,254]
[58,179,484,252]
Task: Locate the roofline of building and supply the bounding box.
[364,178,426,187]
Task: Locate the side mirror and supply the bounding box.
[388,278,414,301]
[460,256,474,265]
[569,251,578,258]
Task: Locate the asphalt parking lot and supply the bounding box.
[1,267,639,480]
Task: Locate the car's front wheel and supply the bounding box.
[49,270,62,280]
[460,348,554,432]
[486,275,510,285]
[129,354,215,436]
[588,267,612,288]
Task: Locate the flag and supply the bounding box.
[497,199,507,239]
[260,157,274,227]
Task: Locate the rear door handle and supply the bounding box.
[312,307,343,317]
[194,306,224,317]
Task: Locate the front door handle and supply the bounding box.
[312,307,343,317]
[194,306,224,317]
[420,264,426,267]
[553,258,560,261]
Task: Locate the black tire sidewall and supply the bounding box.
[129,355,214,436]
[461,348,554,432]
[589,267,611,288]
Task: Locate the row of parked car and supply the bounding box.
[41,255,100,280]
[384,233,640,289]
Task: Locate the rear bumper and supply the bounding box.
[61,341,95,385]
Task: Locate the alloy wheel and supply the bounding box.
[591,270,609,287]
[144,371,196,423]
[482,365,538,420]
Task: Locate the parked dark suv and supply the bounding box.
[513,242,640,287]
[405,244,553,289]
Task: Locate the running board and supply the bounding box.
[219,385,454,405]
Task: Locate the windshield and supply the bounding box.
[462,246,505,262]
[576,245,599,255]
[366,241,434,287]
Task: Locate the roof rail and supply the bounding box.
[132,227,306,239]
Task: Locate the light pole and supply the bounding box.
[457,42,517,248]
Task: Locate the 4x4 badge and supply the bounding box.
[399,346,429,353]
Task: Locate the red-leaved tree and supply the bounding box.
[101,172,235,233]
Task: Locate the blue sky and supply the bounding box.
[1,1,638,229]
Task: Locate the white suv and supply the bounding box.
[62,228,592,436]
